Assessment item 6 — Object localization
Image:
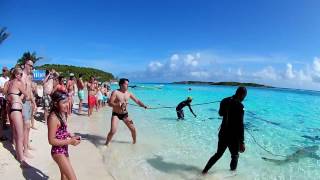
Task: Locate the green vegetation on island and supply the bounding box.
[36,64,115,82]
[0,51,115,82]
[172,81,272,88]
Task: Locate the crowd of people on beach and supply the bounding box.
[0,59,115,179]
[0,58,247,179]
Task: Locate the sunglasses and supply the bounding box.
[27,64,34,68]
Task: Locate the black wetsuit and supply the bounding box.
[176,100,192,119]
[203,95,245,172]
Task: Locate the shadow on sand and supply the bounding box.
[73,112,88,116]
[74,133,132,147]
[74,133,106,147]
[1,140,49,179]
[22,164,49,180]
[1,137,16,159]
[34,112,45,123]
[81,103,89,109]
[111,140,131,144]
[146,155,202,179]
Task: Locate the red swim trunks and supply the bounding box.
[88,95,96,108]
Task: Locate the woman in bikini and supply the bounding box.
[48,91,81,180]
[6,68,30,167]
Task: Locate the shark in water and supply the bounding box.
[262,145,320,165]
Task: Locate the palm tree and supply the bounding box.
[0,27,9,45]
[17,51,43,66]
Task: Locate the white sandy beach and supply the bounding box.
[0,105,115,180]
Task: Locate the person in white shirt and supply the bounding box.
[0,66,10,141]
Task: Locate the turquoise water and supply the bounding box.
[105,84,320,180]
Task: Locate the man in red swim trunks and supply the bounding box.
[87,76,97,117]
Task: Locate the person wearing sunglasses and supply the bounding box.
[21,59,36,159]
[7,67,31,167]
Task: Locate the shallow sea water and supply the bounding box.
[98,84,320,180]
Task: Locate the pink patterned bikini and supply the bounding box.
[51,117,70,157]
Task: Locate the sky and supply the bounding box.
[1,0,320,90]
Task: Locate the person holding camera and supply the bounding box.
[43,69,55,122]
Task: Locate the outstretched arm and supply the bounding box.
[130,93,147,109]
[43,74,50,84]
[188,105,196,117]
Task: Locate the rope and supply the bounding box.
[128,100,286,157]
[246,111,281,126]
[245,129,286,157]
[128,103,174,109]
[128,100,220,109]
[192,100,221,106]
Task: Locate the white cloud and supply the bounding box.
[170,54,179,61]
[148,61,163,72]
[169,63,176,70]
[285,63,295,79]
[237,68,242,76]
[298,70,312,81]
[191,60,198,66]
[311,57,320,83]
[313,57,320,73]
[184,54,198,67]
[122,51,320,90]
[196,53,201,59]
[253,66,279,80]
[190,71,209,78]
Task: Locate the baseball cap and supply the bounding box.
[2,66,8,71]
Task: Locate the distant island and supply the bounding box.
[36,64,115,82]
[172,81,273,88]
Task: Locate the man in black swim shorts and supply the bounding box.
[105,78,148,146]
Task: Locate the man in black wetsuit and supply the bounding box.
[176,97,196,120]
[202,87,247,174]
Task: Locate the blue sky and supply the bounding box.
[1,0,320,90]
